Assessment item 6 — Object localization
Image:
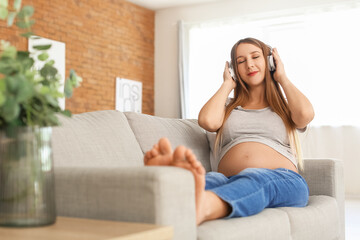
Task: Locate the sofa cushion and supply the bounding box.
[278,195,340,240]
[53,110,144,168]
[197,195,339,240]
[125,112,212,172]
[197,208,291,240]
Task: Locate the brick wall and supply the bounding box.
[0,0,154,115]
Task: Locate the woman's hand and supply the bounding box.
[223,61,237,90]
[198,61,236,132]
[271,48,289,85]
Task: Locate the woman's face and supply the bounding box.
[235,43,266,88]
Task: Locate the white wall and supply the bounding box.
[154,0,347,118]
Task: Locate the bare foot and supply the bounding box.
[172,146,208,225]
[144,138,173,166]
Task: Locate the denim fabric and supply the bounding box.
[205,168,309,218]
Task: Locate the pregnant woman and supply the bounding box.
[144,37,314,225]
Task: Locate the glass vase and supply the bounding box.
[0,126,56,227]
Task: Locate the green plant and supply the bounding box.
[0,0,82,130]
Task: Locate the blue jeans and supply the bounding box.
[205,168,309,218]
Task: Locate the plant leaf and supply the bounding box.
[33,44,52,50]
[20,31,33,38]
[15,18,35,29]
[5,76,19,93]
[7,11,16,26]
[0,0,8,8]
[16,51,30,59]
[69,69,76,81]
[14,0,22,11]
[14,75,33,102]
[17,5,33,19]
[39,86,50,94]
[0,57,21,75]
[64,79,73,98]
[0,6,8,20]
[16,85,33,102]
[75,76,82,87]
[28,18,35,26]
[47,113,59,125]
[38,52,49,61]
[0,59,17,75]
[17,51,34,71]
[3,97,20,122]
[0,80,6,107]
[0,79,5,91]
[0,91,5,107]
[0,0,9,8]
[40,64,58,79]
[1,45,17,58]
[69,69,82,87]
[15,20,28,28]
[61,109,71,117]
[45,95,58,107]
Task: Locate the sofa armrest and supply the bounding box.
[300,158,345,240]
[300,158,344,197]
[54,166,197,240]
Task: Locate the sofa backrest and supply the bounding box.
[125,112,212,172]
[52,110,144,168]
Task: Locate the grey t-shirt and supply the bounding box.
[214,98,300,170]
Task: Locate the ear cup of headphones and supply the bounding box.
[267,54,276,72]
[229,61,237,81]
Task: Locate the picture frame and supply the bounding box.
[115,77,142,113]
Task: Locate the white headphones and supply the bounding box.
[229,47,276,81]
[267,48,276,72]
[229,61,236,81]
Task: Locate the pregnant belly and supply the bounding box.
[217,142,298,177]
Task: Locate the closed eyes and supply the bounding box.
[238,55,260,64]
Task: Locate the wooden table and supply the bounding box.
[0,216,173,240]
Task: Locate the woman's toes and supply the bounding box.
[185,150,197,164]
[144,138,174,166]
[173,145,187,162]
[195,164,206,175]
[144,151,151,160]
[185,150,205,173]
[158,138,173,155]
[150,148,159,157]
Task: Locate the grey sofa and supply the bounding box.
[52,110,344,240]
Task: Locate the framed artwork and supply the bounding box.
[28,37,66,109]
[115,77,142,113]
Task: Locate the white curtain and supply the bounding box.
[300,126,360,197]
[178,20,187,119]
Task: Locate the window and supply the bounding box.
[181,4,360,126]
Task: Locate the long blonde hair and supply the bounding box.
[214,38,304,170]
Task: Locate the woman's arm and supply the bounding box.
[272,48,315,129]
[198,62,236,132]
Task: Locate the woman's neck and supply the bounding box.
[243,84,268,109]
